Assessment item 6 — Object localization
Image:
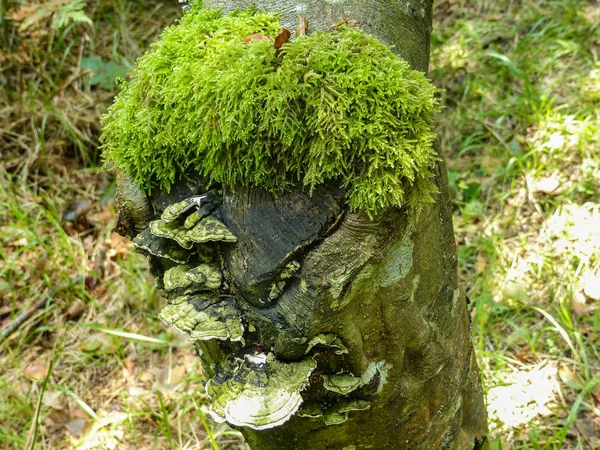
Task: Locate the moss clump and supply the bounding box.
[100,3,441,215]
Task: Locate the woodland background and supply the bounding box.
[1,0,599,448]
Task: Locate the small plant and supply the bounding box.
[100,3,441,215]
[81,56,129,90]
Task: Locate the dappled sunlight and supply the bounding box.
[75,412,127,450]
[528,113,599,156]
[582,62,600,102]
[489,201,600,309]
[486,362,560,432]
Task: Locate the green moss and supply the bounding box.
[101,2,441,215]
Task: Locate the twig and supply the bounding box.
[0,275,84,343]
[0,246,107,343]
[296,14,309,37]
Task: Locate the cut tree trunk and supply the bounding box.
[116,1,489,448]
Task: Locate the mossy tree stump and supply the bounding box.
[104,1,489,448]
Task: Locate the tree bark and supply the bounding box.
[117,1,489,448]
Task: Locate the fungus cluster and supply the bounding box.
[123,180,324,429]
[118,173,388,430]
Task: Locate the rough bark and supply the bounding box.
[115,1,489,448]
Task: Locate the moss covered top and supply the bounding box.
[100,3,441,215]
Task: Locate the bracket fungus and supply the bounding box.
[207,352,317,430]
[161,193,217,223]
[322,373,364,395]
[305,333,349,355]
[322,400,371,426]
[149,215,236,250]
[159,296,244,342]
[132,228,190,263]
[163,263,222,294]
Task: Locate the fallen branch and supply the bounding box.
[0,246,106,343]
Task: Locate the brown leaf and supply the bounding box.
[66,299,85,321]
[571,292,588,317]
[243,34,270,44]
[332,19,359,28]
[170,364,187,383]
[274,28,291,55]
[105,232,131,260]
[296,14,309,37]
[474,254,487,275]
[42,390,64,410]
[44,409,70,433]
[24,363,49,380]
[125,356,138,378]
[558,364,584,390]
[592,390,600,407]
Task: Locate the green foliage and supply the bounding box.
[81,56,129,90]
[100,4,441,215]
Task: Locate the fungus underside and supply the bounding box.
[100,2,441,215]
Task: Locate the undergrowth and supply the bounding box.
[100,5,441,215]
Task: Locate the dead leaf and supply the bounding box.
[125,356,138,378]
[89,205,115,226]
[296,14,309,37]
[243,34,270,44]
[558,364,584,390]
[42,390,64,410]
[515,347,534,364]
[13,237,29,247]
[127,385,147,396]
[274,28,291,55]
[170,364,187,383]
[80,334,117,354]
[572,414,600,448]
[105,232,131,259]
[24,363,49,380]
[592,390,600,407]
[532,173,563,195]
[66,299,85,321]
[44,409,70,433]
[332,19,359,28]
[475,254,487,275]
[571,292,588,317]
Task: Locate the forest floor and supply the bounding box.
[1,0,599,449]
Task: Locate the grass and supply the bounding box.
[431,0,600,447]
[1,0,599,448]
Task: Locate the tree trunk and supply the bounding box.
[116,1,489,448]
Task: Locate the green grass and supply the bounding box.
[0,1,239,448]
[1,0,599,448]
[431,0,600,447]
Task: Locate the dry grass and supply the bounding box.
[1,1,243,448]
